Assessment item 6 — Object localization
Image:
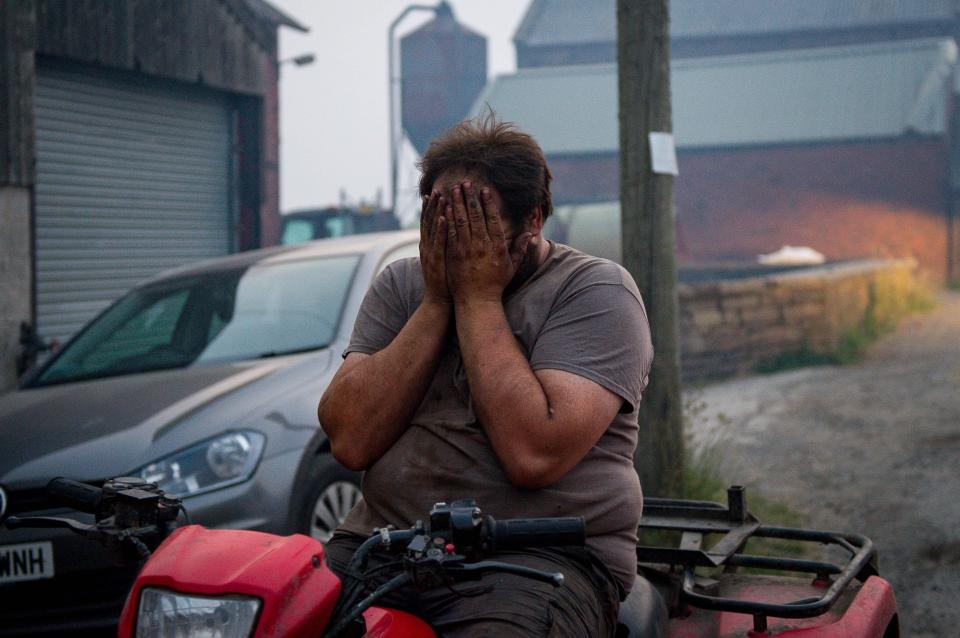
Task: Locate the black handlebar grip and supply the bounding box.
[490,516,586,551]
[46,478,103,514]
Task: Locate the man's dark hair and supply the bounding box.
[418,112,553,227]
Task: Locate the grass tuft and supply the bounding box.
[757,282,938,372]
[638,396,810,569]
[834,283,936,363]
[755,348,836,374]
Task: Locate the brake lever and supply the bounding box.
[447,560,565,587]
[5,515,101,539]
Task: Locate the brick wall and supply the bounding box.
[550,153,619,205]
[677,139,949,278]
[547,138,951,279]
[679,259,920,381]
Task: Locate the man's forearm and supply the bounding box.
[454,300,556,487]
[320,299,451,470]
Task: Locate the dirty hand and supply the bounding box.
[419,190,451,305]
[444,181,531,304]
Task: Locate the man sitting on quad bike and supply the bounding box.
[318,113,654,637]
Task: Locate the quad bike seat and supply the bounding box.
[616,576,669,638]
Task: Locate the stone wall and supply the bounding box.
[679,259,920,381]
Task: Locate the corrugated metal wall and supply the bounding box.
[34,63,234,342]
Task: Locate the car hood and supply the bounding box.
[0,352,333,489]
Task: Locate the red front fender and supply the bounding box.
[362,607,437,637]
[118,525,342,638]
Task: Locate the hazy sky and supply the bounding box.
[272,1,532,221]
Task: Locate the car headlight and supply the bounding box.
[137,431,265,498]
[137,587,260,638]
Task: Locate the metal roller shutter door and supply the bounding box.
[34,64,233,342]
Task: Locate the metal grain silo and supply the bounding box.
[400,2,487,155]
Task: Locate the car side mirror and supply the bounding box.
[17,322,59,376]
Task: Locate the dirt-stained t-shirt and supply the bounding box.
[336,242,654,593]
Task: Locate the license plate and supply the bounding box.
[0,541,55,584]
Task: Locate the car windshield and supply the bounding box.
[32,254,360,386]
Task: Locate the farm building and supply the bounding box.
[0,0,305,391]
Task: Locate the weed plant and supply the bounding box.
[757,282,937,372]
[638,396,808,574]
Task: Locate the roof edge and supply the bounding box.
[513,0,550,45]
[244,0,309,32]
[671,35,958,70]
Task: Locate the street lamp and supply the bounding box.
[279,53,316,67]
[388,3,446,212]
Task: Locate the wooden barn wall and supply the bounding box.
[0,0,37,186]
[35,0,274,96]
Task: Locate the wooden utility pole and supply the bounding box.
[617,0,684,496]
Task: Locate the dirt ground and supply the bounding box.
[690,289,960,638]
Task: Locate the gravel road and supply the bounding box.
[690,289,960,638]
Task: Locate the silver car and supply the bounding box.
[0,229,419,635]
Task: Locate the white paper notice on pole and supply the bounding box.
[649,132,679,175]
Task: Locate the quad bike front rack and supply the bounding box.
[636,486,879,633]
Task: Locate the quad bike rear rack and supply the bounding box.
[636,486,879,633]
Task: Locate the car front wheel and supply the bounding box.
[293,455,362,543]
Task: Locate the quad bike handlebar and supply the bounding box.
[324,499,586,637]
[5,476,184,561]
[46,477,105,514]
[487,516,585,551]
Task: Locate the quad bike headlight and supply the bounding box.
[136,588,260,638]
[136,431,266,498]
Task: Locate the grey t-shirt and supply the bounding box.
[337,242,653,592]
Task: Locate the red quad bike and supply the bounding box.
[6,478,899,637]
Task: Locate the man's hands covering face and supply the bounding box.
[419,190,451,305]
[442,181,532,304]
